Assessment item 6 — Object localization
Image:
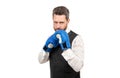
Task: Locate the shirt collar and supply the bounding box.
[65,27,70,33]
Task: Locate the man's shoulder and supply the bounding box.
[69,30,78,36]
[69,30,83,40]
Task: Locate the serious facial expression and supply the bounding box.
[53,14,69,31]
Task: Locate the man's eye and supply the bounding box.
[54,22,58,24]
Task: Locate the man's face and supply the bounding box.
[53,14,69,31]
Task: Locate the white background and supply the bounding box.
[0,0,120,78]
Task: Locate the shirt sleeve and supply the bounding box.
[38,49,49,64]
[61,35,84,72]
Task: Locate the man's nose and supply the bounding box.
[56,24,61,28]
[55,26,61,30]
[56,25,60,28]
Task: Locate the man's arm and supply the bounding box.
[38,49,49,64]
[38,32,59,64]
[62,35,84,72]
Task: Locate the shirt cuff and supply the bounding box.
[61,49,76,61]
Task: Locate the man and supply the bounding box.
[38,6,84,78]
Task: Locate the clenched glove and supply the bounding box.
[43,33,59,52]
[55,30,71,50]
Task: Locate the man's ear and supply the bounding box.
[67,19,70,23]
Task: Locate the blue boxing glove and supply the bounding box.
[43,33,59,52]
[55,30,71,50]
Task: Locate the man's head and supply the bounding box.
[52,6,70,31]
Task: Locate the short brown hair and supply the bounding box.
[52,6,69,20]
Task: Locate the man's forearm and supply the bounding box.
[38,49,49,64]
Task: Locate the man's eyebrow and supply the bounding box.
[54,21,64,23]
